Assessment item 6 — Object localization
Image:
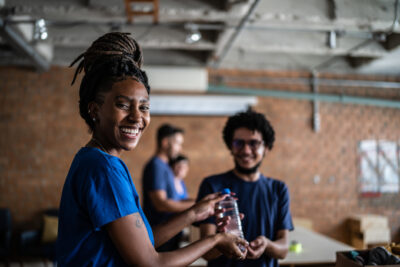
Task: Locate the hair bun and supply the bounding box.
[70,32,143,84]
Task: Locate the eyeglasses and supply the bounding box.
[232,139,264,150]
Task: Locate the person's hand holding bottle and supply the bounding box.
[214,191,245,233]
[187,192,248,259]
[215,232,248,260]
[188,192,228,222]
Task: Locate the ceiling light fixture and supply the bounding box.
[34,18,48,40]
[327,30,336,49]
[185,23,202,44]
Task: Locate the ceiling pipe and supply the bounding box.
[311,71,320,132]
[0,18,50,72]
[211,0,261,68]
[218,76,400,89]
[390,0,399,32]
[42,19,382,39]
[188,23,376,39]
[208,85,400,109]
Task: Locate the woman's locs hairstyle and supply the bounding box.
[69,32,151,132]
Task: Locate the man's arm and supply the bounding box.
[265,229,289,259]
[247,229,289,260]
[149,190,195,213]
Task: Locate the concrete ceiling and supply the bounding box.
[1,0,400,75]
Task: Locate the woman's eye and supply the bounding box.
[141,105,150,111]
[116,103,130,110]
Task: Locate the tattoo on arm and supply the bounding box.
[134,214,143,228]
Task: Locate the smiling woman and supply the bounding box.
[56,32,248,266]
[88,78,150,155]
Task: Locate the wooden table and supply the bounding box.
[279,226,354,266]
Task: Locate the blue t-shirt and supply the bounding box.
[196,171,294,267]
[142,156,185,226]
[57,147,154,266]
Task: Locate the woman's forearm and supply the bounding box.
[152,208,195,248]
[201,245,222,261]
[107,213,227,267]
[157,235,220,266]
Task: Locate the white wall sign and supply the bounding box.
[359,140,400,194]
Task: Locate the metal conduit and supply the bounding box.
[207,85,400,109]
[0,18,49,72]
[312,72,320,132]
[218,76,400,89]
[211,0,261,68]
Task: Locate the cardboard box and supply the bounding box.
[348,214,388,233]
[350,227,391,249]
[336,250,399,267]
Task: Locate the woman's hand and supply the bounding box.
[215,233,248,260]
[215,212,245,233]
[190,192,228,222]
[214,192,244,233]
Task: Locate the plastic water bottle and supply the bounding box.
[217,188,246,252]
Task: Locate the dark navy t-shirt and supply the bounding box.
[142,156,183,226]
[57,147,154,266]
[196,171,294,267]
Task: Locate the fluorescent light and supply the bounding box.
[34,18,48,40]
[328,30,336,49]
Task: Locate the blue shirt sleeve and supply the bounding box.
[83,160,139,229]
[146,160,169,191]
[276,182,294,231]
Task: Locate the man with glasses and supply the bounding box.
[196,109,293,267]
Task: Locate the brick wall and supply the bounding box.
[1,66,399,245]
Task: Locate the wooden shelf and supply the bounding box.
[124,0,159,23]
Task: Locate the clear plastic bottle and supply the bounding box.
[217,188,246,251]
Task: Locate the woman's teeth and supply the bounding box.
[121,128,139,135]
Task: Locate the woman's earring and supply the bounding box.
[93,117,96,122]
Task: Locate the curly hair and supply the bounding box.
[222,109,275,150]
[70,32,150,132]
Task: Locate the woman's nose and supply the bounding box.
[128,107,141,122]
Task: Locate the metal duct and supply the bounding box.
[211,0,261,68]
[208,85,400,109]
[0,18,50,72]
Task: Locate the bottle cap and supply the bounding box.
[221,188,231,194]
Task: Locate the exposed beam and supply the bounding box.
[346,56,375,68]
[327,0,337,20]
[0,18,50,71]
[210,0,261,68]
[386,33,400,51]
